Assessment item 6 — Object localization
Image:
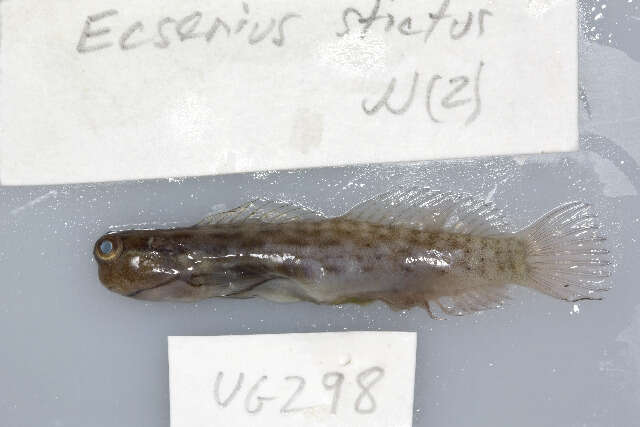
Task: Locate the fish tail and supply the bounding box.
[517,202,611,302]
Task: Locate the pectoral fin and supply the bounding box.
[188,273,280,297]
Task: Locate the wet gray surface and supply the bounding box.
[1,1,640,426]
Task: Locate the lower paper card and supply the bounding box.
[168,332,417,427]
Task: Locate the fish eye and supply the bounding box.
[95,236,122,261]
[100,240,113,255]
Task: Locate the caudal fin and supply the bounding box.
[518,202,611,302]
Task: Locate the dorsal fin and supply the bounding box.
[196,199,325,226]
[343,187,508,236]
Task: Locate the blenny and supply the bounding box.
[94,188,610,317]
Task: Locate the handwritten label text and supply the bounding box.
[168,333,417,427]
[0,0,579,185]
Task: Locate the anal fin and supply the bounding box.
[435,284,511,316]
[353,291,443,320]
[341,283,510,318]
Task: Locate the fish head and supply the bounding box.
[93,230,183,298]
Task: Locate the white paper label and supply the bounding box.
[168,332,417,427]
[0,0,578,185]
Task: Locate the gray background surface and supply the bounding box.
[1,1,639,426]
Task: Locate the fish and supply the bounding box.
[93,187,611,318]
